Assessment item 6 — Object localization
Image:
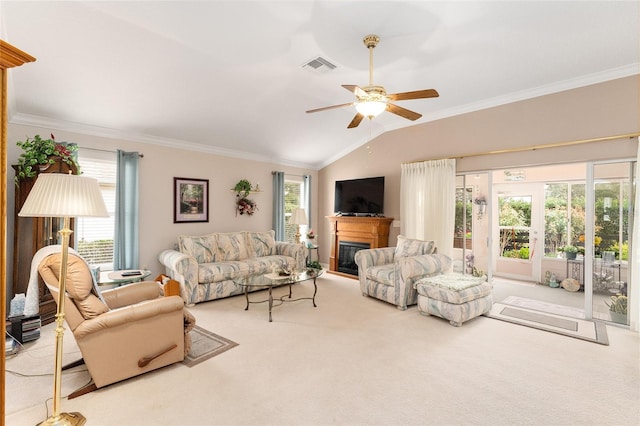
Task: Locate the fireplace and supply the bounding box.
[326,216,393,278]
[338,241,370,276]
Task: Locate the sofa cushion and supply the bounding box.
[249,230,276,257]
[395,236,436,258]
[366,264,395,286]
[178,233,218,263]
[216,232,250,261]
[198,255,297,283]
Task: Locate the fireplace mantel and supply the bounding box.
[326,216,394,278]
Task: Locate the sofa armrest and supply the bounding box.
[101,281,162,310]
[158,249,199,305]
[73,295,184,339]
[275,241,306,270]
[354,247,396,288]
[355,247,396,270]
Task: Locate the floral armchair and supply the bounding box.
[354,236,452,310]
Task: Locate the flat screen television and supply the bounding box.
[334,176,385,216]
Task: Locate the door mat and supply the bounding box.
[488,302,609,345]
[183,326,239,367]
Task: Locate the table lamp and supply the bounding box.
[290,207,308,244]
[19,173,108,426]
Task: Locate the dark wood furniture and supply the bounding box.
[12,158,78,325]
[326,216,393,278]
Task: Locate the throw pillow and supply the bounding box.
[178,233,218,263]
[394,235,436,258]
[249,230,276,257]
[216,232,250,261]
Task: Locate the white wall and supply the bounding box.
[6,123,318,303]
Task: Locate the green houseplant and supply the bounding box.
[233,179,253,196]
[561,245,578,260]
[14,134,79,183]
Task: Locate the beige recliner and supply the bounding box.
[38,251,187,398]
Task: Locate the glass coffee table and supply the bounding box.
[236,268,323,322]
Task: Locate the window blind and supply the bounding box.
[75,150,117,268]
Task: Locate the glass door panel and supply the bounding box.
[591,162,631,325]
[493,184,542,282]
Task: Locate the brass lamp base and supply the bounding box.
[38,411,86,426]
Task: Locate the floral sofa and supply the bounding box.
[354,236,452,310]
[158,230,305,305]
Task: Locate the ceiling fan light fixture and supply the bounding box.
[356,100,386,117]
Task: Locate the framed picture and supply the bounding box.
[174,177,209,223]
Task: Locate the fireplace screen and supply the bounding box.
[338,241,370,276]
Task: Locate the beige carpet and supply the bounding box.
[6,273,640,425]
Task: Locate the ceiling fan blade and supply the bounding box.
[387,89,439,101]
[347,113,365,128]
[387,103,422,121]
[342,84,368,98]
[306,102,354,114]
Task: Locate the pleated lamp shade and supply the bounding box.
[290,207,308,225]
[19,173,109,218]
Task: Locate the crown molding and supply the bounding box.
[8,113,317,170]
[9,65,638,172]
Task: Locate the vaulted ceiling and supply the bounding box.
[2,1,638,169]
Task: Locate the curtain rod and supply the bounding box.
[404,132,640,165]
[78,146,144,157]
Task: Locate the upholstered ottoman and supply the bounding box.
[414,274,492,327]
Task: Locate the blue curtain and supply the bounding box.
[272,171,285,241]
[114,150,140,269]
[304,174,311,227]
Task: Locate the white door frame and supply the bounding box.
[492,183,543,282]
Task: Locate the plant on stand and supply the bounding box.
[15,134,79,183]
[606,295,627,324]
[234,179,257,216]
[560,245,578,260]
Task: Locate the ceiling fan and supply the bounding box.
[306,34,439,128]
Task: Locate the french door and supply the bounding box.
[493,183,543,282]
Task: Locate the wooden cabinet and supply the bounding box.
[326,216,393,278]
[12,158,77,325]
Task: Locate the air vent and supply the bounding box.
[302,56,336,73]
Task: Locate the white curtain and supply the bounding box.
[630,138,639,332]
[400,159,456,259]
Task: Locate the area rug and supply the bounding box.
[183,326,239,367]
[488,299,609,345]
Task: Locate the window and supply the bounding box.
[74,149,117,269]
[498,196,531,259]
[284,176,307,243]
[454,186,473,249]
[544,182,585,257]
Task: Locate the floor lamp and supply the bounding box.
[19,173,108,426]
[290,207,308,244]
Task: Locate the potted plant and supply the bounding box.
[14,134,79,183]
[233,179,253,196]
[561,245,578,260]
[606,295,627,323]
